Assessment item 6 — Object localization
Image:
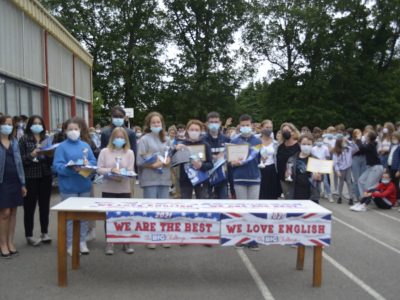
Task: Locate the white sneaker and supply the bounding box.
[79,242,90,255]
[146,244,156,250]
[328,195,334,203]
[353,204,367,212]
[26,236,41,246]
[105,243,114,255]
[40,233,52,244]
[350,203,360,211]
[123,244,135,254]
[86,228,96,242]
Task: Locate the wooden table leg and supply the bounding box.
[313,246,323,287]
[296,245,305,270]
[72,220,80,270]
[57,212,67,287]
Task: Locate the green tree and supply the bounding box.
[158,0,247,123]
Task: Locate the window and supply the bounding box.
[50,92,71,130]
[76,100,89,125]
[0,75,43,117]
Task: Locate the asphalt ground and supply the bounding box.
[1,185,400,300]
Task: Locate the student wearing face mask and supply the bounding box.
[100,106,137,156]
[97,127,135,255]
[332,138,359,205]
[350,172,397,212]
[351,129,367,202]
[53,117,97,256]
[101,106,137,194]
[387,131,400,202]
[175,120,213,200]
[258,129,280,199]
[137,112,172,200]
[377,122,395,167]
[230,114,261,250]
[276,122,301,198]
[286,134,321,203]
[0,115,27,258]
[355,131,384,198]
[203,112,230,199]
[311,138,333,202]
[19,115,53,246]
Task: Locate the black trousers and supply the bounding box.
[23,176,53,237]
[180,183,209,199]
[361,196,392,209]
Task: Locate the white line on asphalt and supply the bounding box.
[371,210,400,223]
[323,252,386,300]
[236,249,275,300]
[333,216,400,255]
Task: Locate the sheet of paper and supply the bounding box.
[226,144,249,162]
[306,157,333,174]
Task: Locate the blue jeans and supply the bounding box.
[352,155,367,200]
[143,186,170,199]
[60,192,90,247]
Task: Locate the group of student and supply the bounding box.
[0,108,399,257]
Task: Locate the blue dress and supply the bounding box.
[0,145,23,209]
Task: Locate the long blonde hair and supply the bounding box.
[107,127,131,151]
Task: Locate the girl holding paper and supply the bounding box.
[97,127,135,255]
[175,119,213,200]
[137,112,172,249]
[286,134,321,203]
[53,117,96,256]
[19,115,53,246]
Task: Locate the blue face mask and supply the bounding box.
[208,123,220,132]
[112,118,124,127]
[0,125,13,136]
[31,124,43,134]
[240,126,252,135]
[151,127,162,134]
[113,138,126,148]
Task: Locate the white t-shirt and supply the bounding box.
[260,143,276,166]
[312,144,330,160]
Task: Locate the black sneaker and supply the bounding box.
[337,197,342,204]
[234,244,245,249]
[348,199,354,206]
[248,244,260,251]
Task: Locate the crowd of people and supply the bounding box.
[0,108,399,257]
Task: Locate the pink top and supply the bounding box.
[97,148,135,194]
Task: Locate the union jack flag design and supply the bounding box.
[106,211,220,244]
[220,212,331,247]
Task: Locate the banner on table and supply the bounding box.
[220,212,331,247]
[106,211,220,244]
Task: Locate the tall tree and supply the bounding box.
[158,0,247,123]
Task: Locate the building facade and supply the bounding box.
[0,0,93,130]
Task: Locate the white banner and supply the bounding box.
[106,211,220,245]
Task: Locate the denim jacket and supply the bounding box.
[0,138,26,185]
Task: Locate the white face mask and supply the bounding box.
[188,131,200,140]
[67,130,80,141]
[382,128,389,134]
[301,145,312,155]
